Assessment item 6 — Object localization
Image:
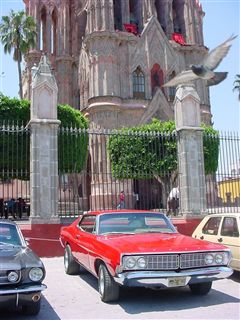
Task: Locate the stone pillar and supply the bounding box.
[29,54,61,223]
[174,84,206,215]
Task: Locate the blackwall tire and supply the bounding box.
[64,245,80,275]
[189,281,212,295]
[98,264,119,303]
[22,299,41,315]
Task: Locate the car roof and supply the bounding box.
[83,210,164,216]
[206,212,240,218]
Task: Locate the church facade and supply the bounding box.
[23,0,212,129]
[22,0,213,210]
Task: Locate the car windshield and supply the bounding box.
[0,223,22,246]
[98,212,176,235]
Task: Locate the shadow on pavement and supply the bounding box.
[77,271,239,316]
[118,286,240,315]
[230,271,240,283]
[0,296,60,320]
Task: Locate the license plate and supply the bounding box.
[168,277,186,287]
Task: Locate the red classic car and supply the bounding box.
[60,210,233,303]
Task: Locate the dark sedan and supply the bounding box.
[0,220,46,315]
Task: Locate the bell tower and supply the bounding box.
[23,0,87,109]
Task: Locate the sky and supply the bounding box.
[0,0,239,133]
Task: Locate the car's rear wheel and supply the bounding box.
[189,281,212,295]
[64,245,80,275]
[98,264,119,302]
[22,299,41,315]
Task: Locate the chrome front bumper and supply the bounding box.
[0,284,47,295]
[114,267,233,288]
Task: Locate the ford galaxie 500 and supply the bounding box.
[60,210,233,302]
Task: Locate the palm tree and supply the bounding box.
[233,74,240,101]
[0,10,36,99]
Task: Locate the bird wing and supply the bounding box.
[203,35,237,71]
[163,70,199,87]
[206,72,228,86]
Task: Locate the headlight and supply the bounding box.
[137,257,147,268]
[123,256,148,270]
[215,253,224,264]
[8,271,19,283]
[205,254,214,265]
[124,257,136,269]
[29,267,44,282]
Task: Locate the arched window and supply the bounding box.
[113,0,122,30]
[172,0,185,35]
[40,7,47,51]
[51,9,57,54]
[133,67,145,99]
[155,0,166,33]
[151,63,164,96]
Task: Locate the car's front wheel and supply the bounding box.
[189,281,212,295]
[98,264,119,302]
[64,245,80,275]
[22,299,41,315]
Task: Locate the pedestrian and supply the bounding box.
[117,191,125,209]
[167,187,179,216]
[133,191,139,209]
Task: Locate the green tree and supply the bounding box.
[107,119,219,205]
[0,10,37,99]
[0,94,89,179]
[233,74,240,100]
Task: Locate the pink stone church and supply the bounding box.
[23,0,212,129]
[22,0,213,210]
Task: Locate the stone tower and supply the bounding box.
[23,0,86,108]
[23,0,211,126]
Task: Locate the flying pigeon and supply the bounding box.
[164,35,237,87]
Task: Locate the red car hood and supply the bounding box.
[97,233,227,254]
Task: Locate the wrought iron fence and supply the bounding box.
[0,122,239,219]
[58,128,240,217]
[206,131,240,213]
[58,128,178,217]
[0,122,30,219]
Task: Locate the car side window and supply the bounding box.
[202,217,221,235]
[221,217,239,237]
[79,216,96,233]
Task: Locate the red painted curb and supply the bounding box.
[19,224,64,258]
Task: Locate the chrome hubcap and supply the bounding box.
[99,268,104,296]
[64,250,68,270]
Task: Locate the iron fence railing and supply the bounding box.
[0,122,239,219]
[206,131,240,213]
[58,128,179,217]
[0,122,30,219]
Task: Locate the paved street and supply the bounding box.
[1,257,240,320]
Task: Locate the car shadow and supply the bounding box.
[78,271,239,315]
[230,271,240,283]
[78,270,98,291]
[0,296,60,320]
[117,285,240,315]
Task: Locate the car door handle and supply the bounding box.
[200,236,204,240]
[218,238,223,242]
[76,234,81,239]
